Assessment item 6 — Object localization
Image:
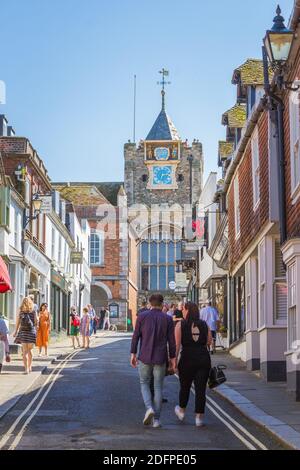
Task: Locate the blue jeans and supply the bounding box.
[138,362,166,419]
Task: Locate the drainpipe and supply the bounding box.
[263,46,287,245]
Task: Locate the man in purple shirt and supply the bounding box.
[130,294,176,428]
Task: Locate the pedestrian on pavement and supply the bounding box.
[99,307,106,330]
[175,302,212,427]
[137,300,148,317]
[173,301,184,325]
[28,294,39,314]
[0,313,10,374]
[167,303,176,318]
[102,308,110,331]
[130,293,176,428]
[200,301,220,354]
[70,307,81,349]
[88,304,96,335]
[81,307,91,349]
[36,303,51,357]
[13,297,38,374]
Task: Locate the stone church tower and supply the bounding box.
[124,73,204,302]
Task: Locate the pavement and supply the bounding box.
[0,333,81,420]
[0,334,299,450]
[212,351,300,450]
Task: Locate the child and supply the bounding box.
[0,313,10,374]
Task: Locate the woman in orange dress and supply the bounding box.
[36,303,51,357]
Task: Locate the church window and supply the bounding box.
[140,240,182,291]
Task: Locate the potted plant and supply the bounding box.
[219,325,228,338]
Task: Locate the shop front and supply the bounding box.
[24,241,51,307]
[50,269,70,332]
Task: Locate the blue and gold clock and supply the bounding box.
[155,147,169,161]
[153,166,172,185]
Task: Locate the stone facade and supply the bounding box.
[124,141,203,207]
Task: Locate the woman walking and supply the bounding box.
[174,302,212,427]
[36,303,51,357]
[80,307,91,349]
[70,307,81,349]
[13,297,38,374]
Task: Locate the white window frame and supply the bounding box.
[289,89,300,199]
[251,127,260,209]
[90,231,104,266]
[258,239,266,328]
[234,176,240,238]
[288,263,297,349]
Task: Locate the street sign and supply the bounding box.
[168,281,176,290]
[39,195,52,214]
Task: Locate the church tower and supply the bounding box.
[124,70,203,207]
[124,70,204,302]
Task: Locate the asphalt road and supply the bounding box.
[0,333,288,451]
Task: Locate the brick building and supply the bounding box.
[53,182,138,330]
[280,3,300,400]
[213,58,288,382]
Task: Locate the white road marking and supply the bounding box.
[175,375,267,451]
[0,350,78,450]
[206,395,268,450]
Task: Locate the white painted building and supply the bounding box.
[198,172,227,303]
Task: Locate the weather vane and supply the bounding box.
[157,68,171,110]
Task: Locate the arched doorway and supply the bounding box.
[91,283,111,316]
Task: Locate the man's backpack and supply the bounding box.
[20,312,34,331]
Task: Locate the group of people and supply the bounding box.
[0,296,52,375]
[69,305,110,349]
[131,294,221,428]
[0,295,112,375]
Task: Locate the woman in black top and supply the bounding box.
[175,302,212,427]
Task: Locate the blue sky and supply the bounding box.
[0,0,295,183]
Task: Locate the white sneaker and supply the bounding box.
[195,417,205,427]
[153,419,161,428]
[175,405,185,422]
[143,408,154,426]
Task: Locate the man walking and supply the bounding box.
[200,301,220,354]
[130,294,176,428]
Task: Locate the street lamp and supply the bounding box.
[263,5,297,91]
[264,5,294,67]
[24,193,43,228]
[261,5,295,246]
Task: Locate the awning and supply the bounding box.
[0,256,12,293]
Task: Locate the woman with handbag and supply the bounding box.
[174,302,212,427]
[13,297,38,374]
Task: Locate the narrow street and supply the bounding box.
[0,334,287,451]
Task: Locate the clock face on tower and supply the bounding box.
[154,147,169,161]
[153,165,172,185]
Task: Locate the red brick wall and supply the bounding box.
[283,43,300,238]
[228,112,270,271]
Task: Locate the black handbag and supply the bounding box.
[208,364,227,389]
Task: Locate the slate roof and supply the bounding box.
[222,104,247,128]
[52,182,123,206]
[218,141,234,160]
[146,109,180,141]
[232,59,273,86]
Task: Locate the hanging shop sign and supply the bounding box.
[70,251,84,264]
[39,195,53,214]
